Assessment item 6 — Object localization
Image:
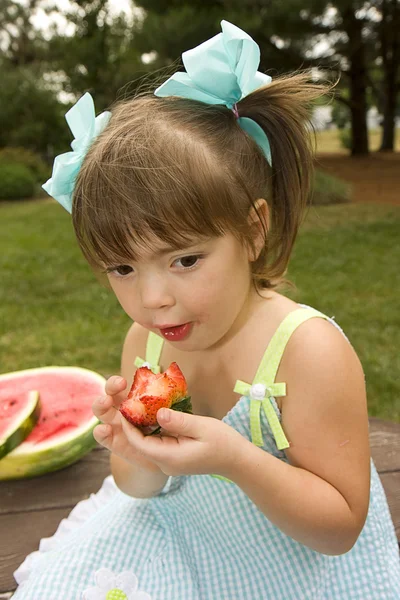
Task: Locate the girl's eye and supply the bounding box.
[107,265,133,276]
[174,255,203,270]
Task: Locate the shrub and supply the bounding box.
[311,169,352,205]
[0,163,35,200]
[0,147,50,183]
[338,128,352,150]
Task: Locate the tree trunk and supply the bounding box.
[379,0,400,152]
[380,63,398,151]
[342,8,369,155]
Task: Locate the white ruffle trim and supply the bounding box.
[13,475,118,589]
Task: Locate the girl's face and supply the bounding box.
[106,231,258,352]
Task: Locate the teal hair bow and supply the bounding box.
[154,20,272,166]
[42,92,111,213]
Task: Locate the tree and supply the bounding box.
[0,0,48,65]
[131,0,398,156]
[47,0,147,110]
[0,60,71,155]
[378,0,400,151]
[0,1,69,155]
[338,1,370,155]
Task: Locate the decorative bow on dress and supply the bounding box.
[234,380,289,450]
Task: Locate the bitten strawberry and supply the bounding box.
[119,362,192,435]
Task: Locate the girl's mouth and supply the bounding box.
[158,323,192,341]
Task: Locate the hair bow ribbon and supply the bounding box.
[42,93,111,213]
[43,21,272,213]
[155,20,272,165]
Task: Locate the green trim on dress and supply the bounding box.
[134,331,163,374]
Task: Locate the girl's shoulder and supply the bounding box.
[274,298,363,408]
[279,302,358,377]
[250,292,354,368]
[260,294,362,414]
[258,291,354,363]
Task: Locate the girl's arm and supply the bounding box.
[110,452,168,498]
[227,318,371,556]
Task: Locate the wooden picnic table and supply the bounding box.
[1,417,399,598]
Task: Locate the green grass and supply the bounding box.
[1,199,399,421]
[0,199,132,377]
[286,203,400,421]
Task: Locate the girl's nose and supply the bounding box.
[139,274,175,309]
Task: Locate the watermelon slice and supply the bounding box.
[0,390,41,459]
[0,366,105,480]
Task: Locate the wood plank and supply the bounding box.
[0,507,71,593]
[0,446,111,594]
[0,446,110,514]
[369,417,400,472]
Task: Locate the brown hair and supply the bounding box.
[72,70,334,293]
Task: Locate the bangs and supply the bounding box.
[72,97,252,269]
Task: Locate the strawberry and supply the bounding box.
[119,362,192,434]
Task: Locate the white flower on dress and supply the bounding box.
[82,567,152,600]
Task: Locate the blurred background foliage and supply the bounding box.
[0,0,399,200]
[0,0,398,159]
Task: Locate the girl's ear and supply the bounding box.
[246,198,270,262]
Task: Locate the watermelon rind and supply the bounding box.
[0,390,41,460]
[0,366,105,481]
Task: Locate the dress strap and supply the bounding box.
[134,331,164,374]
[234,307,331,451]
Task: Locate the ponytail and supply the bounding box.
[237,70,336,289]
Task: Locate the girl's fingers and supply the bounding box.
[105,376,127,406]
[92,376,128,422]
[120,415,148,448]
[93,423,113,449]
[92,395,119,423]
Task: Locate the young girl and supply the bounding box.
[13,20,399,600]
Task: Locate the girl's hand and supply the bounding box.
[117,407,246,478]
[92,376,162,473]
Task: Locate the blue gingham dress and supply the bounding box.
[13,306,400,599]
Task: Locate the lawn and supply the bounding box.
[0,199,399,422]
[289,202,399,421]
